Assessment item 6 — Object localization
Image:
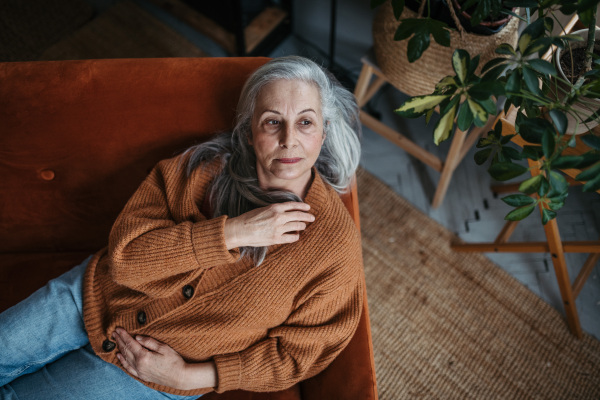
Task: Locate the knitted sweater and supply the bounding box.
[82,152,364,397]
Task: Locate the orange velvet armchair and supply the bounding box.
[0,57,378,400]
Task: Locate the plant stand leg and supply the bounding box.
[542,216,583,338]
[527,159,583,338]
[432,128,467,208]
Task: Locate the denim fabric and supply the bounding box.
[0,257,200,400]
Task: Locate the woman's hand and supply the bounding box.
[112,328,216,391]
[224,202,315,249]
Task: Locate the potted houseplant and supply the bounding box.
[371,0,519,63]
[395,0,600,224]
[370,0,522,97]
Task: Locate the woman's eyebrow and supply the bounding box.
[259,108,317,117]
[261,109,281,116]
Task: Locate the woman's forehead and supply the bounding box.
[254,80,321,113]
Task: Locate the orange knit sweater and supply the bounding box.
[82,152,364,396]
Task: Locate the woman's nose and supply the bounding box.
[279,124,298,148]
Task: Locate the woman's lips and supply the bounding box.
[276,158,302,164]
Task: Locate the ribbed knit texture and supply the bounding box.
[82,153,364,396]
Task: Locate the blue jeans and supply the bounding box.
[0,256,200,400]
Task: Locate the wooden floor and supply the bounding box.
[86,0,600,340]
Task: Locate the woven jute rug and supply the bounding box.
[357,168,600,399]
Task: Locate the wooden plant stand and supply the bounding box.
[452,112,600,338]
[353,53,495,208]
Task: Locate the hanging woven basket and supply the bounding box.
[373,2,520,97]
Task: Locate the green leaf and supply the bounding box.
[394,19,420,41]
[479,97,497,114]
[517,118,555,144]
[435,75,458,92]
[518,33,533,55]
[496,43,516,56]
[576,161,600,182]
[541,130,556,159]
[578,6,596,27]
[542,208,557,225]
[433,103,457,145]
[468,81,504,100]
[582,134,600,151]
[395,95,449,118]
[407,32,430,62]
[527,59,556,76]
[468,54,481,77]
[505,204,536,221]
[425,108,435,125]
[505,70,521,93]
[548,200,565,211]
[391,0,405,19]
[520,18,546,46]
[427,19,450,47]
[483,64,509,82]
[467,99,488,127]
[549,110,567,136]
[522,66,542,96]
[440,94,461,115]
[482,57,507,73]
[457,102,474,131]
[577,152,600,168]
[551,155,584,169]
[523,37,554,57]
[370,0,387,8]
[452,49,469,84]
[538,176,550,197]
[548,170,569,194]
[502,146,521,161]
[519,174,542,194]
[582,174,600,192]
[488,162,529,181]
[502,194,535,207]
[474,148,492,165]
[521,145,543,161]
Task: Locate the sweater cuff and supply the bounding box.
[212,352,242,393]
[192,215,239,268]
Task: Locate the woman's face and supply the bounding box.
[250,79,325,198]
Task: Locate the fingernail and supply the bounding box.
[136,336,143,342]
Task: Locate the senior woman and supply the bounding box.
[0,56,363,399]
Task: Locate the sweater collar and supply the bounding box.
[302,168,330,217]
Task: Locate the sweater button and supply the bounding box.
[137,311,147,325]
[182,285,194,299]
[102,339,116,352]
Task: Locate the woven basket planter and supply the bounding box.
[373,2,520,96]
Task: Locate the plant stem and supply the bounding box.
[584,7,597,74]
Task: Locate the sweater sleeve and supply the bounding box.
[212,261,364,393]
[108,159,238,293]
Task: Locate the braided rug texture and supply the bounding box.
[357,168,600,399]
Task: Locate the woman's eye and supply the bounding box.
[266,119,280,125]
[299,120,312,126]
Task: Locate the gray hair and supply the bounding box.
[185,56,361,265]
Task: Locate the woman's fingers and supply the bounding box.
[225,201,315,249]
[135,335,162,353]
